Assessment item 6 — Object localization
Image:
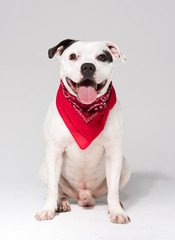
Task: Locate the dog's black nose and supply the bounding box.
[81,63,96,77]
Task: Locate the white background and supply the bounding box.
[0,0,175,239]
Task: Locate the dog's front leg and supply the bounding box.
[35,143,63,221]
[105,144,130,224]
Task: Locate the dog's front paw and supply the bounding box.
[109,210,130,224]
[35,209,55,221]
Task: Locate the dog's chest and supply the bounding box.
[61,142,106,190]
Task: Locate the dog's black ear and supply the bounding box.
[48,39,78,59]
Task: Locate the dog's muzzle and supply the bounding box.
[66,77,107,104]
[66,62,107,104]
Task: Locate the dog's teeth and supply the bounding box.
[76,83,79,89]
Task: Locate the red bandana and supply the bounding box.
[56,80,117,149]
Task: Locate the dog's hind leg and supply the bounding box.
[57,195,71,212]
[56,175,79,212]
[56,179,71,213]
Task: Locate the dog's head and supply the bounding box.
[49,39,126,104]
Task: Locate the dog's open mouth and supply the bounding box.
[66,77,107,104]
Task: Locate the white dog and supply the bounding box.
[35,39,131,224]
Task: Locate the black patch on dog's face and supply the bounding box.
[103,50,113,63]
[48,39,78,59]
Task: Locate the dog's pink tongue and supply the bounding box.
[78,86,97,104]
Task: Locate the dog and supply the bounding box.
[35,39,131,224]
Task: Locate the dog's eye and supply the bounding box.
[97,54,108,62]
[69,53,77,60]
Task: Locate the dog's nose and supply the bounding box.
[81,63,96,77]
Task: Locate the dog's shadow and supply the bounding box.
[119,171,170,209]
[70,171,170,209]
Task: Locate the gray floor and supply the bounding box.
[1,171,174,240]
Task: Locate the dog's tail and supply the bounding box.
[78,190,92,203]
